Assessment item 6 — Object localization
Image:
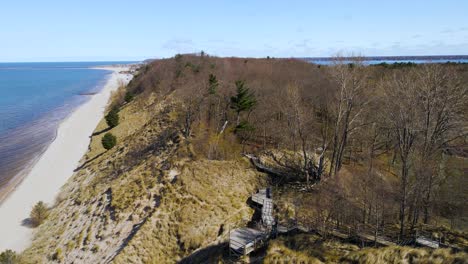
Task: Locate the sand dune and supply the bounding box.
[0,66,132,252]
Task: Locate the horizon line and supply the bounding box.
[1,54,468,63]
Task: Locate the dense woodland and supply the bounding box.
[121,54,467,241]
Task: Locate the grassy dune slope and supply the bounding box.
[21,81,266,263]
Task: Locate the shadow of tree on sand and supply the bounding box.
[74,151,106,172]
[91,126,112,136]
[21,218,35,228]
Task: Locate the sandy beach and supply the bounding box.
[0,66,132,252]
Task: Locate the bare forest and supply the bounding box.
[124,54,468,242]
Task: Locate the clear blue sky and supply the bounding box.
[1,0,467,61]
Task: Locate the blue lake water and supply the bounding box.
[0,62,134,198]
[305,58,468,65]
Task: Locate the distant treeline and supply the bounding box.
[373,61,468,69]
[374,62,417,68]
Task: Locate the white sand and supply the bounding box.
[0,66,132,252]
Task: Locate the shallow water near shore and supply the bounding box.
[0,62,132,202]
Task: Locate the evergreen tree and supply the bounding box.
[230,80,257,126]
[102,133,117,150]
[124,91,134,103]
[0,249,19,264]
[30,201,49,227]
[105,107,119,128]
[208,74,219,95]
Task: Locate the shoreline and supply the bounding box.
[0,66,132,252]
[0,66,115,204]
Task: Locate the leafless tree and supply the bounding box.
[381,68,422,237]
[327,55,370,177]
[179,84,206,138]
[413,64,467,224]
[283,84,315,185]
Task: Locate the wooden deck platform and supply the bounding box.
[416,237,439,249]
[229,188,275,256]
[229,227,268,255]
[356,233,397,246]
[262,199,274,227]
[251,188,275,228]
[251,188,269,205]
[245,154,284,178]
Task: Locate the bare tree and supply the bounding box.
[414,64,467,224]
[283,84,316,186]
[179,84,206,138]
[382,69,421,237]
[327,55,369,177]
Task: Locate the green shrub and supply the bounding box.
[0,249,20,264]
[30,201,49,227]
[102,133,117,150]
[124,91,134,103]
[105,107,119,128]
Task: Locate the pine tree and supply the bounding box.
[102,133,117,150]
[124,91,134,103]
[230,80,257,126]
[30,201,49,227]
[0,249,20,264]
[208,74,218,95]
[105,107,119,128]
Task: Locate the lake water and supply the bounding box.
[0,62,133,200]
[305,58,468,65]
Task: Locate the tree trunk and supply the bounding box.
[317,150,325,181]
[423,177,433,224]
[301,136,309,186]
[399,160,408,237]
[329,133,338,176]
[335,105,351,174]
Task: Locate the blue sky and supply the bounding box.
[1,0,467,61]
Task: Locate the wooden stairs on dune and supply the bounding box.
[229,188,275,256]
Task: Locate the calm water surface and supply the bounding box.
[305,58,468,65]
[0,62,133,198]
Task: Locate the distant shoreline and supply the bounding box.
[300,55,468,62]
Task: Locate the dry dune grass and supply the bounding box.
[340,246,468,264]
[263,233,468,264]
[113,159,267,263]
[263,234,358,264]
